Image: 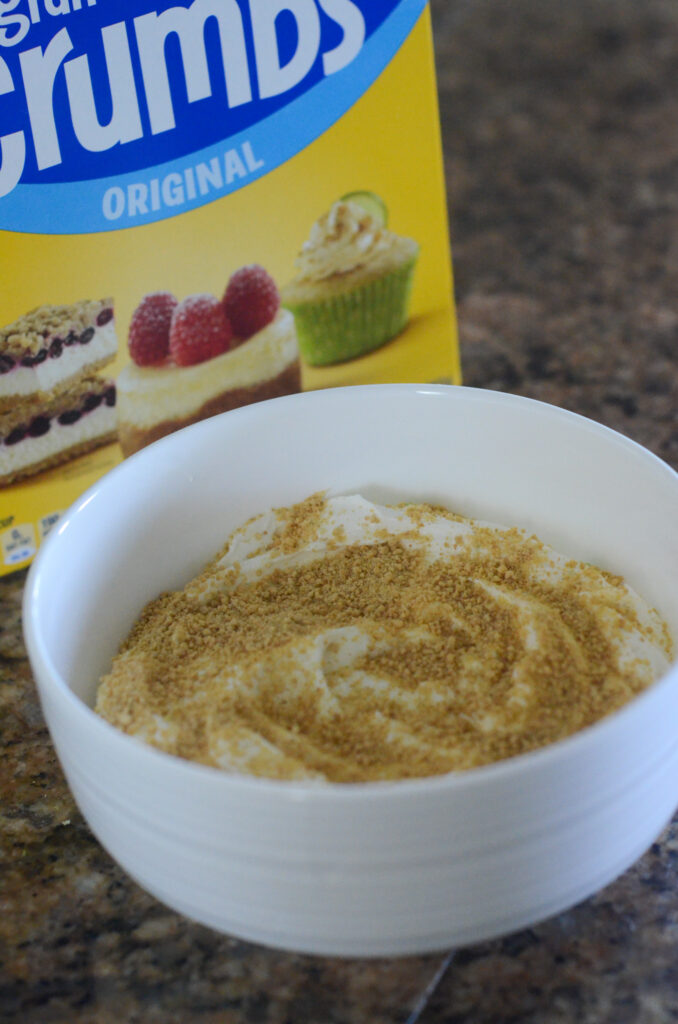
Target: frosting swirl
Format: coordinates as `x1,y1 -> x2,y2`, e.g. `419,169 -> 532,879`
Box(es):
294,201 -> 394,281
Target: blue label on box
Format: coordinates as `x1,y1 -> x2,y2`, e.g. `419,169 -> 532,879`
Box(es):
0,0 -> 426,232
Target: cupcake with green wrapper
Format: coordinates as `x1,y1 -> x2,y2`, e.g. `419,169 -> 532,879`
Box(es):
281,193 -> 419,366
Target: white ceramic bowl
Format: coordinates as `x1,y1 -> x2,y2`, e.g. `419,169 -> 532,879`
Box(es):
24,384 -> 678,956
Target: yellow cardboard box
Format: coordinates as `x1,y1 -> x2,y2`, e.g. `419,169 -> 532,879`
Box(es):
0,0 -> 459,574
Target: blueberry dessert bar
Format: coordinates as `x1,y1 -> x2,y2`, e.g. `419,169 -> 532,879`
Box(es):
0,299 -> 117,409
0,374 -> 117,486
0,299 -> 118,485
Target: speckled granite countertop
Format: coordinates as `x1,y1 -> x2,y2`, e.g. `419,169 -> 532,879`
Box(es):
3,1 -> 678,1021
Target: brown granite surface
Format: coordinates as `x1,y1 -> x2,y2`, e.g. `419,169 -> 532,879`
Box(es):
3,0 -> 678,1020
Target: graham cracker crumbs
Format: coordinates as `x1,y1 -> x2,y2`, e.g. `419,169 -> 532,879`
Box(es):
96,495 -> 674,783
272,492 -> 326,554
0,298 -> 112,356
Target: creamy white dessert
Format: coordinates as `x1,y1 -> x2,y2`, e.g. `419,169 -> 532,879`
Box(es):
116,308 -> 299,455
96,494 -> 674,782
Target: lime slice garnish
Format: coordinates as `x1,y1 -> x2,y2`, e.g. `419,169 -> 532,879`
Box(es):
339,190 -> 388,227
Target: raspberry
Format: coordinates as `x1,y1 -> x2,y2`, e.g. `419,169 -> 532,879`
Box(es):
128,292 -> 177,366
169,294 -> 233,366
223,264 -> 280,340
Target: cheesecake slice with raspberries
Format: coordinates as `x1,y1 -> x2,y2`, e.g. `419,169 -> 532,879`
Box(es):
116,266 -> 300,457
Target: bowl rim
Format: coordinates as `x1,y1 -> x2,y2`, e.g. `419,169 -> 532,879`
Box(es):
23,383 -> 678,801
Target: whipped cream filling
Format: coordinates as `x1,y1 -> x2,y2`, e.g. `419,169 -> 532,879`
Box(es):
294,201 -> 404,281
116,309 -> 297,428
0,322 -> 118,399
97,495 -> 674,783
